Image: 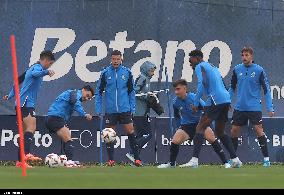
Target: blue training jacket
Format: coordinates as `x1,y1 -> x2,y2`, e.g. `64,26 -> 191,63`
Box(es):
228,63 -> 274,112
173,93 -> 205,128
7,63 -> 49,108
95,64 -> 135,114
194,61 -> 231,107
47,90 -> 87,121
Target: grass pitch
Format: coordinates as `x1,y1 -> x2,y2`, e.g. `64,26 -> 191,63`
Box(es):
0,165 -> 284,189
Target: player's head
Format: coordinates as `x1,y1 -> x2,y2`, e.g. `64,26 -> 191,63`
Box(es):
173,79 -> 187,98
111,50 -> 122,69
189,49 -> 203,70
140,61 -> 156,78
241,47 -> 254,66
81,85 -> 95,102
39,50 -> 55,69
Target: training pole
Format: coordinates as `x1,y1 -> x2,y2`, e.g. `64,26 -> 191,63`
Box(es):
10,35 -> 26,176
99,115 -> 103,166
165,67 -> 174,136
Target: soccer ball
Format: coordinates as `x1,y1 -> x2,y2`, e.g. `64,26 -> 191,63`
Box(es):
101,128 -> 117,143
45,153 -> 60,168
58,155 -> 68,166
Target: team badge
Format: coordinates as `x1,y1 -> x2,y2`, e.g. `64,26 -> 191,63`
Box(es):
108,76 -> 112,80
251,72 -> 256,77
121,75 -> 126,80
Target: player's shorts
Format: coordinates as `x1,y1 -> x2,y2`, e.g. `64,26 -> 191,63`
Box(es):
204,103 -> 230,122
179,123 -> 198,140
232,110 -> 262,126
105,112 -> 133,126
15,106 -> 35,119
133,115 -> 151,137
45,116 -> 68,133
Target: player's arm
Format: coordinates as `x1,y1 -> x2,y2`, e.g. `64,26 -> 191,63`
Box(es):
95,71 -> 106,115
127,70 -> 136,114
173,104 -> 181,129
260,70 -> 274,113
228,69 -> 237,99
193,65 -> 204,107
134,76 -> 147,101
4,71 -> 27,100
31,65 -> 49,77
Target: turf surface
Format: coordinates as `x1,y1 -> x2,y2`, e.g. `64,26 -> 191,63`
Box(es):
0,165 -> 284,189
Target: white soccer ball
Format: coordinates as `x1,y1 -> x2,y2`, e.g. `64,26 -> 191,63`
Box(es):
101,128 -> 117,143
58,155 -> 68,166
45,153 -> 60,168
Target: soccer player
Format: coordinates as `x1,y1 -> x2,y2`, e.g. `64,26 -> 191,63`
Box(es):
95,50 -> 142,167
180,49 -> 242,168
3,50 -> 55,168
229,47 -> 274,167
157,79 -> 231,168
126,61 -> 162,163
45,85 -> 94,167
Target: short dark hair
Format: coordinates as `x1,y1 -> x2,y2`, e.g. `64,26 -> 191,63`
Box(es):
40,50 -> 55,61
189,49 -> 203,58
241,47 -> 254,55
173,79 -> 188,88
82,85 -> 95,96
111,50 -> 122,56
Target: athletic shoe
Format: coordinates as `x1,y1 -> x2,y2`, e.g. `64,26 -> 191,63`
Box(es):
126,153 -> 135,163
107,160 -> 116,166
179,159 -> 198,168
64,160 -> 81,168
224,162 -> 231,168
134,159 -> 143,167
157,162 -> 176,168
263,160 -> 271,167
16,161 -> 32,168
231,158 -> 243,168
25,153 -> 42,162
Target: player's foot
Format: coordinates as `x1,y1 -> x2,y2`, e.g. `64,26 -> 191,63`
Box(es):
263,160 -> 271,167
157,162 -> 175,168
16,161 -> 33,168
64,160 -> 81,168
179,159 -> 198,168
134,159 -> 143,167
224,162 -> 231,168
126,153 -> 135,163
25,153 -> 42,162
231,157 -> 243,168
107,160 -> 116,166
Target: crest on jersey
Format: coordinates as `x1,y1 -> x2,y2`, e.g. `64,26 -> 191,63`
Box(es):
121,75 -> 126,80
239,73 -> 243,76
251,72 -> 256,77
108,76 -> 112,80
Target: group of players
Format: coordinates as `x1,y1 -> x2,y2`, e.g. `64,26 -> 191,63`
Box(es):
2,47 -> 274,168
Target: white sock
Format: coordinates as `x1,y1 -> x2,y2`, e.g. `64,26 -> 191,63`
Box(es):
191,157 -> 198,163
264,157 -> 269,161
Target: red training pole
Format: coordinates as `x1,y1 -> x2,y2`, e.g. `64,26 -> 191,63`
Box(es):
10,35 -> 27,176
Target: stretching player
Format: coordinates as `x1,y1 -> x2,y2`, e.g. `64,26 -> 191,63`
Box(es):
95,50 -> 142,167
229,47 -> 274,167
157,79 -> 231,168
181,49 -> 242,168
3,50 -> 55,168
126,61 -> 157,162
45,85 -> 94,167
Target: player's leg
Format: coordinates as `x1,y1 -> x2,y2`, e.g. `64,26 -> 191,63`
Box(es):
105,114 -> 117,166
158,129 -> 189,168
231,110 -> 247,152
231,125 -> 241,151
249,111 -> 270,167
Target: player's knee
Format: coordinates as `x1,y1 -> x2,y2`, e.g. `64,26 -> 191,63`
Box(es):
255,125 -> 264,137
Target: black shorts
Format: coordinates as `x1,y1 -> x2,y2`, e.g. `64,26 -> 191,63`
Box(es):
232,110 -> 262,126
105,112 -> 133,126
133,115 -> 151,137
204,103 -> 230,122
179,123 -> 198,140
45,116 -> 68,133
15,106 -> 35,119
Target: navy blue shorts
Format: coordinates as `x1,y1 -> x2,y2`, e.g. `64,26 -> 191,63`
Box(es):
15,106 -> 35,119
204,103 -> 230,122
133,115 -> 151,137
232,110 -> 262,126
105,112 -> 133,127
179,123 -> 198,140
45,116 -> 68,133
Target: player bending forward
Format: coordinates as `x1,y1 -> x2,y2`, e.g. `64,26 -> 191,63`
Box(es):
158,79 -> 231,168
229,47 -> 274,167
45,85 -> 94,167
3,50 -> 55,168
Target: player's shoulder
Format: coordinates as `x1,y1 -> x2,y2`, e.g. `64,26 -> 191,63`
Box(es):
233,63 -> 243,71
30,62 -> 43,70
172,96 -> 179,104
121,65 -> 132,72
253,64 -> 265,72
187,92 -> 196,99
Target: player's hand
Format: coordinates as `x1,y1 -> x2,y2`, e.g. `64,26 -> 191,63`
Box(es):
2,95 -> 8,100
191,105 -> 198,113
85,114 -> 93,121
268,111 -> 274,118
48,70 -> 55,77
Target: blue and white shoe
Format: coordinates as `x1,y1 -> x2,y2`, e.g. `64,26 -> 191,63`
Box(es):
224,162 -> 232,168
263,160 -> 271,167
157,162 -> 176,168
179,159 -> 198,168
231,158 -> 243,168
